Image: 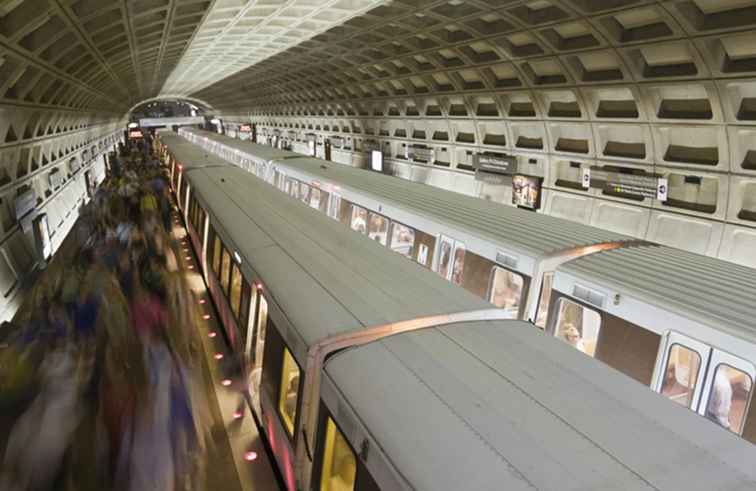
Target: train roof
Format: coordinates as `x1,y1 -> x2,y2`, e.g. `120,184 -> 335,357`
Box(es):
182,127 -> 299,162
159,132 -> 228,170
557,246 -> 756,343
184,163 -> 492,351
325,319 -> 756,490
180,129 -> 635,259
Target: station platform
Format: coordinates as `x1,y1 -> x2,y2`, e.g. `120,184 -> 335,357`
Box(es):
0,149 -> 282,491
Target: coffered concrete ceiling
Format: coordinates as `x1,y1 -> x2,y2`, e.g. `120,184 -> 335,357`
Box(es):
0,0 -> 385,113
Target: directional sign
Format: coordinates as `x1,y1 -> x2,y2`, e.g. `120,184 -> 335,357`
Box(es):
588,167 -> 668,201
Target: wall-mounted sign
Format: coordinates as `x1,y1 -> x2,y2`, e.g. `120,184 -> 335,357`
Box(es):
14,187 -> 37,220
239,125 -> 252,133
48,168 -> 65,189
70,158 -> 82,174
512,174 -> 543,210
587,167 -> 668,201
473,152 -> 518,183
33,213 -> 52,261
473,153 -> 517,174
371,150 -> 384,172
128,129 -> 143,139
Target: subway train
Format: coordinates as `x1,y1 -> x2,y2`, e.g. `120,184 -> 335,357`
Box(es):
173,127 -> 756,444
155,131 -> 756,491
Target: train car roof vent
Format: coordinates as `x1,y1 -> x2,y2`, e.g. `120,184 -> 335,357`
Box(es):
573,284 -> 606,308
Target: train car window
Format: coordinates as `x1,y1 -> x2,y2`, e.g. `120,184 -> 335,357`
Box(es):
300,183 -> 311,204
554,299 -> 601,357
367,213 -> 389,245
221,248 -> 232,296
319,417 -> 357,491
489,267 -> 524,319
535,273 -> 554,329
661,344 -> 701,409
278,348 -> 301,437
212,232 -> 222,276
240,280 -> 252,343
310,188 -> 323,210
230,263 -> 243,318
705,365 -> 753,435
180,176 -> 188,207
198,206 -> 206,233
350,206 -> 368,234
329,194 -> 342,220
450,243 -> 466,285
437,236 -> 454,279
339,200 -> 352,226
390,222 -> 415,258
252,295 -> 269,385
316,189 -> 330,214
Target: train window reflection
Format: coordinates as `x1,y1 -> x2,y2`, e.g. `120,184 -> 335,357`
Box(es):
390,223 -> 415,258
451,244 -> 465,286
661,344 -> 701,408
489,267 -> 524,318
320,417 -> 356,491
437,236 -> 454,279
230,264 -> 242,318
350,206 -> 367,234
706,364 -> 753,435
221,248 -> 231,296
367,213 -> 389,245
310,188 -> 322,210
535,273 -> 553,329
278,348 -> 300,437
212,234 -> 222,275
555,299 -> 601,357
300,183 -> 311,204
329,194 -> 341,220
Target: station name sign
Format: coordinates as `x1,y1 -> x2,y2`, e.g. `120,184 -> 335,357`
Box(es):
473,152 -> 518,183
583,167 -> 668,201
473,153 -> 517,175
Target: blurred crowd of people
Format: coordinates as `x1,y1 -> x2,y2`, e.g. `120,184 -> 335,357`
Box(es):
0,137 -> 212,491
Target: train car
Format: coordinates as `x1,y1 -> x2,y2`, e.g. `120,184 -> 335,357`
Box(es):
170,129 -> 756,445
550,246 -> 756,442
155,132 -> 229,274
181,128 -> 299,175
178,127 -> 641,325
166,152 -> 756,490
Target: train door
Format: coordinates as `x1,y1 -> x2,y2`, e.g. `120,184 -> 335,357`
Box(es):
655,332 -> 711,412
697,351 -> 755,436
245,286 -> 269,415
435,235 -> 465,283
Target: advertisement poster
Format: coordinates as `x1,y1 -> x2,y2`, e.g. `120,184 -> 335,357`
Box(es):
512,174 -> 542,210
